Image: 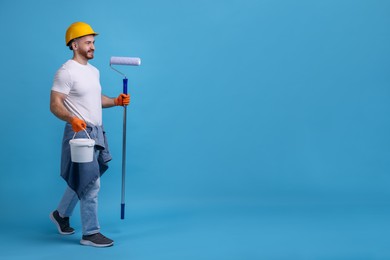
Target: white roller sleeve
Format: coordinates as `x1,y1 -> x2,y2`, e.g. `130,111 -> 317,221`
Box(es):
110,56 -> 141,66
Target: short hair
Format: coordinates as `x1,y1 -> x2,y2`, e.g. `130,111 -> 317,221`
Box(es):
68,38 -> 80,51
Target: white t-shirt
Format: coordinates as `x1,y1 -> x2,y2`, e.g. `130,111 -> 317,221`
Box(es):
52,60 -> 102,126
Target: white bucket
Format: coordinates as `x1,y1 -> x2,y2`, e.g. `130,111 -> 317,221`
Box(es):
69,131 -> 95,163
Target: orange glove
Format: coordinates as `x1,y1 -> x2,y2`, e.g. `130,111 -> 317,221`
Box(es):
70,117 -> 87,132
114,94 -> 130,106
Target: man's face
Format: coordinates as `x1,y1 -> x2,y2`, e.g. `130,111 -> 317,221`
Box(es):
74,35 -> 95,60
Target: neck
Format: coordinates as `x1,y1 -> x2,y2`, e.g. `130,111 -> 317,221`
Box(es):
72,54 -> 88,65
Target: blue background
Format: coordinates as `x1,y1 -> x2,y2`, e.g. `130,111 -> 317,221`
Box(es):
0,0 -> 390,259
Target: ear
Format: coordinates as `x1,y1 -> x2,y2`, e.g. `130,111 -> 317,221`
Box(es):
72,41 -> 78,50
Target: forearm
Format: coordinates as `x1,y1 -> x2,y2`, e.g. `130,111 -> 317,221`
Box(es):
50,91 -> 74,123
51,104 -> 74,123
102,94 -> 116,108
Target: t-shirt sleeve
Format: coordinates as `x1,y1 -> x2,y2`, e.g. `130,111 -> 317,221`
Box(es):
51,67 -> 72,94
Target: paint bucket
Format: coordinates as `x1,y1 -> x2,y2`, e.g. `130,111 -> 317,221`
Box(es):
69,130 -> 95,163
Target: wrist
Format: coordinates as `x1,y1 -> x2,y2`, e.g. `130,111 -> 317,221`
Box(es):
68,116 -> 76,124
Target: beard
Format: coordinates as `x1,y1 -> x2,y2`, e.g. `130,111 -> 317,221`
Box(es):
79,49 -> 94,60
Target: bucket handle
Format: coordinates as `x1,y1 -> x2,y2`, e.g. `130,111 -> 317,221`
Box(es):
72,129 -> 92,140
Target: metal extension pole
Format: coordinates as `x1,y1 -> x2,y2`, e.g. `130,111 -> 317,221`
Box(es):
121,78 -> 128,219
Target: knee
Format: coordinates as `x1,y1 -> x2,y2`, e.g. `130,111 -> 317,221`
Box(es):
92,178 -> 101,191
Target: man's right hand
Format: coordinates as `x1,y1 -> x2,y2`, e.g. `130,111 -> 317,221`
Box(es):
70,117 -> 87,132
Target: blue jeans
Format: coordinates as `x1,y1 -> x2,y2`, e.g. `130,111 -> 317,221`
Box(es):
57,177 -> 101,236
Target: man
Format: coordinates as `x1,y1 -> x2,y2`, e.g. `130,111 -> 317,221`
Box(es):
49,22 -> 129,247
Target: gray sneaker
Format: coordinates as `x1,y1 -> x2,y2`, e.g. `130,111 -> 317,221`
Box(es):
49,210 -> 75,235
80,233 -> 114,247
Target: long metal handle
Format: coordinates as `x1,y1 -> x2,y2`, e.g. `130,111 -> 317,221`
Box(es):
121,78 -> 128,220
121,106 -> 127,219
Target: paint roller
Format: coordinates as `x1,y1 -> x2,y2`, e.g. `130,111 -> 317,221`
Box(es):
110,56 -> 141,219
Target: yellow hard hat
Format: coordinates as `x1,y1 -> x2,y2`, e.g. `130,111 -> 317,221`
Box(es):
65,22 -> 98,46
